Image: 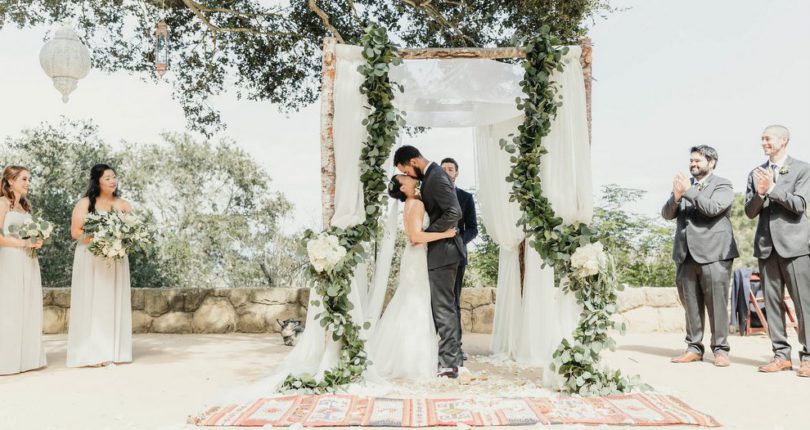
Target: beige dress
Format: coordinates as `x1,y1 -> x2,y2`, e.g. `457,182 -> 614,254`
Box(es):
0,211 -> 46,375
66,212 -> 132,367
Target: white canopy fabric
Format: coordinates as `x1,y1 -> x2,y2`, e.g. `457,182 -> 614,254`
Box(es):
280,44 -> 592,389
388,58 -> 524,127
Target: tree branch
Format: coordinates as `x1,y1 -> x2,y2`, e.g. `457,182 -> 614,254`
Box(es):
307,0 -> 345,43
399,0 -> 476,46
181,0 -> 295,37
345,0 -> 363,29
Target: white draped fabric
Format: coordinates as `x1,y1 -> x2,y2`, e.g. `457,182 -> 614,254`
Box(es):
516,47 -> 590,387
389,59 -> 523,127
258,44 -> 592,393
331,44 -> 369,230
249,45 -> 374,391
473,117 -> 526,359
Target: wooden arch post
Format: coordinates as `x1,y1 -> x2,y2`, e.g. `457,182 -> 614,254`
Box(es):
318,38 -> 593,229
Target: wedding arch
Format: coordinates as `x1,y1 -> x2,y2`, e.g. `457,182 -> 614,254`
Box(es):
286,26 -> 630,396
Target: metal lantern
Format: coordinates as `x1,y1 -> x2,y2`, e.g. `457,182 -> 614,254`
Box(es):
39,24 -> 91,103
154,20 -> 170,77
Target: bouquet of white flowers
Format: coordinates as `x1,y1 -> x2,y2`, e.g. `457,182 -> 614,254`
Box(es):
82,210 -> 153,260
570,241 -> 608,278
306,233 -> 347,273
8,215 -> 54,258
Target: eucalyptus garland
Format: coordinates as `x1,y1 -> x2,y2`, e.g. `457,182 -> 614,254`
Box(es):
282,25 -> 404,393
500,25 -> 633,395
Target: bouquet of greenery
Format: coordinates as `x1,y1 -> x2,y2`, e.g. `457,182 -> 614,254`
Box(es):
8,215 -> 54,258
83,210 -> 153,260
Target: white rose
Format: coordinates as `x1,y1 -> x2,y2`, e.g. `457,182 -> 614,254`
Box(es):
570,242 -> 607,278
307,234 -> 346,273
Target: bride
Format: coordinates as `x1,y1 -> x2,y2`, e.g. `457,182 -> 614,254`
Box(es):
365,174 -> 457,380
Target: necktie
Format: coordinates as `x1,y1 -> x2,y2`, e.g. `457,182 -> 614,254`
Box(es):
771,164 -> 778,183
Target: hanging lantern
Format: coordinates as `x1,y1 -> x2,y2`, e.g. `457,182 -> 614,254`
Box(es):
39,23 -> 91,103
154,20 -> 170,77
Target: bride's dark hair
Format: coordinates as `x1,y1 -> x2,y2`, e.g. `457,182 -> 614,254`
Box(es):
85,163 -> 121,213
387,175 -> 407,202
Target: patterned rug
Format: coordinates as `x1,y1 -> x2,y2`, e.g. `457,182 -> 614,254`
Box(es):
191,393 -> 720,427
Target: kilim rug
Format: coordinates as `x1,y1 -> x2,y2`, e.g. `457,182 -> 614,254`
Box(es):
191,393 -> 720,427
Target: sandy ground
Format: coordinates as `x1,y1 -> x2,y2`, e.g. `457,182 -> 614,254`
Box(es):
0,331 -> 808,430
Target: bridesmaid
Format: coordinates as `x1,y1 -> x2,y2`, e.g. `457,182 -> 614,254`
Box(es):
0,165 -> 46,375
66,164 -> 133,368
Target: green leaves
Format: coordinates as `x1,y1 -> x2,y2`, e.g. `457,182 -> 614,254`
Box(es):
283,25 -> 402,394
505,33 -> 633,396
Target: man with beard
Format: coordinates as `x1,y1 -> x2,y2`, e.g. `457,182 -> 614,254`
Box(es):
662,145 -> 738,367
393,145 -> 465,378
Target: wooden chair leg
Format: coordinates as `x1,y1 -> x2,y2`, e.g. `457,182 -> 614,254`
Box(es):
749,290 -> 769,335
785,297 -> 799,334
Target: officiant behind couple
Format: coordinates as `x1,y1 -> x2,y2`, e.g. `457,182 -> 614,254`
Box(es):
365,145 -> 469,380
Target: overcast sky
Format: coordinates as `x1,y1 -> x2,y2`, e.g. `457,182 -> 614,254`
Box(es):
1,0 -> 808,233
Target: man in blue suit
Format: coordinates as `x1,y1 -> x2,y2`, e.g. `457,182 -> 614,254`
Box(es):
441,158 -> 478,361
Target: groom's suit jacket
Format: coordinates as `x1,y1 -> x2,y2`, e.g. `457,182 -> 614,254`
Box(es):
662,173 -> 739,264
422,162 -> 465,269
745,157 -> 810,259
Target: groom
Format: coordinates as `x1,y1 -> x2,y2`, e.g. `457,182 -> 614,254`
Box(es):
394,145 -> 466,378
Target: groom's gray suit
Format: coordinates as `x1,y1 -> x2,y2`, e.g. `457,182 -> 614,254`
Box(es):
745,157 -> 810,363
662,173 -> 738,356
421,162 -> 465,369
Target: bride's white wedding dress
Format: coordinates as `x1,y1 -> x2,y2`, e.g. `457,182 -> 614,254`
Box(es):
366,237 -> 438,381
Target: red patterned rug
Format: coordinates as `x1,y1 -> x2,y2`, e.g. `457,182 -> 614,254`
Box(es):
191,393 -> 720,427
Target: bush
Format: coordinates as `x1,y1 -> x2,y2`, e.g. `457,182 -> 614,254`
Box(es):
1,119 -> 302,288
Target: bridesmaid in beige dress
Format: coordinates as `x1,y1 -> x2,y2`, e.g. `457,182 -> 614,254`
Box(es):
0,165 -> 46,375
66,164 -> 133,368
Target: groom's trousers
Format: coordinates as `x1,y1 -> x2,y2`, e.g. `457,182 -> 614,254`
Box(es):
429,262 -> 463,369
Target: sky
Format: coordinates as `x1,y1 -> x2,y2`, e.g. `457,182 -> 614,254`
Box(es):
1,0 -> 808,233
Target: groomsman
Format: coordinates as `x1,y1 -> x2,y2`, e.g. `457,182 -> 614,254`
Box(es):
745,125 -> 810,377
662,145 -> 738,367
441,158 -> 478,361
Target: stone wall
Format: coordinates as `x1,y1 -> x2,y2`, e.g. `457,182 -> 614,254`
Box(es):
41,286 -> 678,335
615,287 -> 685,333
41,287 -> 497,335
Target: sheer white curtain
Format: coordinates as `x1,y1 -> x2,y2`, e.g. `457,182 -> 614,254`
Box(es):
264,44 -> 377,386
473,117 -> 525,359
517,46 -> 591,388
389,58 -> 523,127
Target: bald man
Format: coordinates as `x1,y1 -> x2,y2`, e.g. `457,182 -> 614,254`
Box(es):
745,125 -> 810,377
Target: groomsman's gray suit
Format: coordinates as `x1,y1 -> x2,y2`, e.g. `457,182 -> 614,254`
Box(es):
421,162 -> 465,369
662,174 -> 739,356
745,157 -> 810,363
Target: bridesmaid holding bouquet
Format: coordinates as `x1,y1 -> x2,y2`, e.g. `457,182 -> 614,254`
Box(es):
66,164 -> 133,368
0,165 -> 47,375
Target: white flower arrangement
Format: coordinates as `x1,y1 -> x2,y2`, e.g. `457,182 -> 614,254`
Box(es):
83,210 -> 153,260
306,233 -> 346,273
8,215 -> 54,258
570,241 -> 608,278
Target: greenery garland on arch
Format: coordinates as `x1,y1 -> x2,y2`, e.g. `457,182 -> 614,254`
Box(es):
283,25 -> 404,393
500,25 -> 633,395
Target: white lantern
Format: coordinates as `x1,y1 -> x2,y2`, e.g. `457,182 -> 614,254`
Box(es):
39,24 -> 91,103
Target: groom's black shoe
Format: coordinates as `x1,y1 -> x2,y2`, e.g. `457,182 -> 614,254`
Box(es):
438,367 -> 459,379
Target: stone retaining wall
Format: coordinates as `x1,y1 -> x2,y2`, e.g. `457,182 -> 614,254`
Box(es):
615,287 -> 685,333
42,286 -> 679,335
42,287 -> 498,335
